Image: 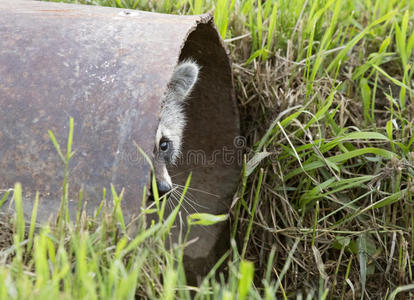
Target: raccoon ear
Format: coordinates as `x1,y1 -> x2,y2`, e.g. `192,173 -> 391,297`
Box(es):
168,60 -> 199,101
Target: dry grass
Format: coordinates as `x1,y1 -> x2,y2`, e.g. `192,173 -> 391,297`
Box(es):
229,2 -> 414,298
1,0 -> 413,299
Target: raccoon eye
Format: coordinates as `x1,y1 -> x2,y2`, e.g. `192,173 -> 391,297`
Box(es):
159,138 -> 169,152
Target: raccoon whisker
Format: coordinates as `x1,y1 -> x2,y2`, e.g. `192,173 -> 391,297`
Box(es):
167,201 -> 174,211
169,188 -> 179,198
173,184 -> 220,197
171,187 -> 203,214
167,197 -> 176,211
181,195 -> 200,214
168,192 -> 179,209
172,191 -> 200,215
170,186 -> 183,198
167,186 -> 202,212
168,192 -> 215,236
180,190 -> 209,210
170,186 -> 207,210
167,197 -> 175,211
172,194 -> 192,216
169,170 -> 191,178
185,201 -> 200,214
169,189 -> 183,208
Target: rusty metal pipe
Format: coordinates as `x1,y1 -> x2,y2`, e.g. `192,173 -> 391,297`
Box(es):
0,0 -> 240,277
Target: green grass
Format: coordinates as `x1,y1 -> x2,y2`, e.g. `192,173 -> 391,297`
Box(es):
1,0 -> 414,298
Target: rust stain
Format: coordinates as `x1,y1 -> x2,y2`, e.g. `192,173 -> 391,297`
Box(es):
0,1 -> 240,275
0,0 -> 216,222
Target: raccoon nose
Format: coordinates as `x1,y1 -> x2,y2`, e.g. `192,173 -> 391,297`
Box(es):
157,181 -> 172,196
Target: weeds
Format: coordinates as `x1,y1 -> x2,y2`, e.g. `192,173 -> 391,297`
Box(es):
3,0 -> 414,298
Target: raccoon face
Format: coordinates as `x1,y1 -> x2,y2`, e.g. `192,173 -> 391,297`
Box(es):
153,60 -> 199,196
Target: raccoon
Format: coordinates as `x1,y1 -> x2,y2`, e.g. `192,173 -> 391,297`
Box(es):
153,60 -> 199,196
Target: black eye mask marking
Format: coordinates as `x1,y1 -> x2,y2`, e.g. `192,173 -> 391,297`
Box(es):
159,137 -> 175,164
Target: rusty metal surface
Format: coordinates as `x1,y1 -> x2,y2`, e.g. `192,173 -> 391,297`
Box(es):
0,0 -> 240,276
0,1 -> 207,219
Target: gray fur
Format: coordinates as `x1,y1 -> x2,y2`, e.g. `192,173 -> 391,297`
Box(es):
153,60 -> 199,194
